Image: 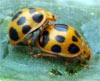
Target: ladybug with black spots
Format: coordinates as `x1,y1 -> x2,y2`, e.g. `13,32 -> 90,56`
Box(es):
34,24 -> 91,67
8,8 -> 56,54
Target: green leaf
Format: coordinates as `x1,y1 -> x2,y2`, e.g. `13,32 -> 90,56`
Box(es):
0,0 -> 100,81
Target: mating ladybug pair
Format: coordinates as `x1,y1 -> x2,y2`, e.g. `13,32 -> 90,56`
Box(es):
8,8 -> 91,67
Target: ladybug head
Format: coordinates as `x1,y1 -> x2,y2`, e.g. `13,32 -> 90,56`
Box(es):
44,10 -> 56,21
85,46 -> 91,60
82,41 -> 91,60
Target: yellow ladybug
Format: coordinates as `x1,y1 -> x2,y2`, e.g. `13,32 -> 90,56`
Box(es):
34,24 -> 91,67
8,8 -> 56,53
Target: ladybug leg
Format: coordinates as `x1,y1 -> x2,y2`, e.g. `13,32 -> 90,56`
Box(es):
80,59 -> 88,68
28,33 -> 34,55
66,61 -> 71,66
42,21 -> 50,29
42,21 -> 48,28
34,53 -> 58,58
42,23 -> 46,28
80,55 -> 88,68
65,59 -> 74,66
23,39 -> 27,43
80,63 -> 88,68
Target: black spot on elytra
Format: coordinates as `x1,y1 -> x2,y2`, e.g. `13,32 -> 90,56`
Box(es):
55,35 -> 65,43
54,24 -> 68,32
17,17 -> 26,25
75,30 -> 81,38
12,11 -> 22,21
9,27 -> 19,41
32,14 -> 43,23
68,43 -> 80,54
38,31 -> 49,47
72,36 -> 78,42
22,25 -> 31,34
29,10 -> 35,14
51,45 -> 61,53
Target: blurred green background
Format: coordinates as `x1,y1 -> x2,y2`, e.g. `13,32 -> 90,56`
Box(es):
0,0 -> 100,81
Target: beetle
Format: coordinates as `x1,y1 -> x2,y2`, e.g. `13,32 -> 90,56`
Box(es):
34,24 -> 91,67
8,8 -> 56,54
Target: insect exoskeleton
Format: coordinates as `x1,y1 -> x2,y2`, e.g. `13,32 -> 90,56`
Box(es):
34,24 -> 91,67
8,8 -> 56,54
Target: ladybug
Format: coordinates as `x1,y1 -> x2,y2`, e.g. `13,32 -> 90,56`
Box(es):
8,8 -> 56,54
34,24 -> 91,67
